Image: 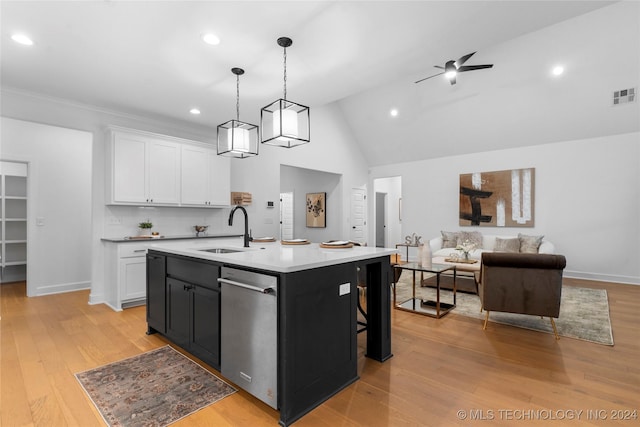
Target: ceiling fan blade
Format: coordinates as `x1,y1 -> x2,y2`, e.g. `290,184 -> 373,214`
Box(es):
434,65 -> 445,70
455,52 -> 476,67
457,64 -> 493,73
415,72 -> 445,84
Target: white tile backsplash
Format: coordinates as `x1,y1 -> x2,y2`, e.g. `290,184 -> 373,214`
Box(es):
103,205 -> 238,238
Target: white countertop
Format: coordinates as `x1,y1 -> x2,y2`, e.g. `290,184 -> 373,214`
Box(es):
101,234 -> 243,243
148,237 -> 398,273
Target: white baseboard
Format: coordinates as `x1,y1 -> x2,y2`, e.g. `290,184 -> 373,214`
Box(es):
32,280 -> 90,296
564,270 -> 640,286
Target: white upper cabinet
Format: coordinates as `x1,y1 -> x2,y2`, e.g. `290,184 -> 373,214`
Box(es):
106,127 -> 229,207
111,132 -> 147,203
147,139 -> 181,204
207,149 -> 231,206
181,145 -> 230,206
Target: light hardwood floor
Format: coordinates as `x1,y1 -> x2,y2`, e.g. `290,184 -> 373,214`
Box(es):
1,277 -> 638,426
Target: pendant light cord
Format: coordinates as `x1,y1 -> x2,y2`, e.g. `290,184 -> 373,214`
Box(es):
236,73 -> 240,121
283,46 -> 287,100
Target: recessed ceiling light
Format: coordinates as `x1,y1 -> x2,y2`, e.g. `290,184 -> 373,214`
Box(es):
189,108 -> 201,115
390,109 -> 399,117
552,65 -> 564,76
11,34 -> 34,46
202,33 -> 220,46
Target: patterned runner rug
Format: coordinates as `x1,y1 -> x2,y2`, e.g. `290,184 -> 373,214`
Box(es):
75,346 -> 236,426
394,273 -> 614,345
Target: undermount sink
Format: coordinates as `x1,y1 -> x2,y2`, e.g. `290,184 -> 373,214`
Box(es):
199,248 -> 243,254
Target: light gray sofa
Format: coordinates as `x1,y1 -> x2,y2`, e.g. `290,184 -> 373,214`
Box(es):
428,231 -> 555,260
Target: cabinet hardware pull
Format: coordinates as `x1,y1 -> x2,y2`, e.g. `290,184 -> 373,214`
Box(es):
218,278 -> 274,294
134,249 -> 146,253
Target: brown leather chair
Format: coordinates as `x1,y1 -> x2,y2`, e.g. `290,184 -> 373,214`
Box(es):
479,252 -> 567,339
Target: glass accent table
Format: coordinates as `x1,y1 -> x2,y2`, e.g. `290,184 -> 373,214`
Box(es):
393,262 -> 457,318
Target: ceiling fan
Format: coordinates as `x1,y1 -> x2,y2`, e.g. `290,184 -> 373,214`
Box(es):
415,52 -> 493,85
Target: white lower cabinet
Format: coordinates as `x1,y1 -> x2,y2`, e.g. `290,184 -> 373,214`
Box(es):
119,247 -> 148,306
105,243 -> 149,310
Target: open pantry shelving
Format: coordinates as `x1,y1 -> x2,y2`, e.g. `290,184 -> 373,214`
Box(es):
1,161 -> 28,283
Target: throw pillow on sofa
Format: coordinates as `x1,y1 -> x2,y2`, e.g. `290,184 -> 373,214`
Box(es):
458,231 -> 483,248
494,237 -> 520,253
518,233 -> 544,253
441,231 -> 460,248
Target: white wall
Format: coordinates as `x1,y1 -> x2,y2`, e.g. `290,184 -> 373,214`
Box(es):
369,132 -> 640,284
1,117 -> 93,295
280,165 -> 342,242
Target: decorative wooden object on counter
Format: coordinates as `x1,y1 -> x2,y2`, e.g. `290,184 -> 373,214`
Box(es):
281,239 -> 310,245
320,241 -> 354,249
231,192 -> 252,205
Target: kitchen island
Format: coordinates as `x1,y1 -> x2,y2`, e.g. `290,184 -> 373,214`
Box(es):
146,238 -> 396,426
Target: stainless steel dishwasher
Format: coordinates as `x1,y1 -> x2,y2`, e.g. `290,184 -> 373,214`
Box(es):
218,266 -> 278,409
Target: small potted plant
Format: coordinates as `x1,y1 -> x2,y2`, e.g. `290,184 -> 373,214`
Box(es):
138,220 -> 153,236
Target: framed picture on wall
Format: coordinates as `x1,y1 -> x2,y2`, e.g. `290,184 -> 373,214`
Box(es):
459,168 -> 535,227
306,192 -> 326,228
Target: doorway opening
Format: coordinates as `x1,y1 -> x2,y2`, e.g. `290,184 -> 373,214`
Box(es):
1,161 -> 28,285
373,176 -> 402,249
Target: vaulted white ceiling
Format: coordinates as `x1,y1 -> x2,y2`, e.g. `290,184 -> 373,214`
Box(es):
2,1 -> 638,166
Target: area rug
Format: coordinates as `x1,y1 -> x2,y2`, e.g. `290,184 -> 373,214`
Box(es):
394,274 -> 614,345
75,346 -> 236,427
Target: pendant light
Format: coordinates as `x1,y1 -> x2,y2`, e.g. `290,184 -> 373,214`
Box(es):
261,37 -> 310,148
217,68 -> 259,158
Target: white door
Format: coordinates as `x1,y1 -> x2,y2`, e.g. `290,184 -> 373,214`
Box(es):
349,187 -> 367,244
280,192 -> 294,240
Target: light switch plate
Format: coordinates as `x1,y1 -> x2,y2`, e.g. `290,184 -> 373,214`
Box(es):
339,282 -> 350,296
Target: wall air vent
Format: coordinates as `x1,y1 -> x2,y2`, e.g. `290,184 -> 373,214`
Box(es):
612,87 -> 636,105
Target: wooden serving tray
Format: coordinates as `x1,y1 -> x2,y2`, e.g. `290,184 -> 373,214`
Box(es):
252,238 -> 276,243
281,239 -> 310,245
320,242 -> 354,249
444,258 -> 478,264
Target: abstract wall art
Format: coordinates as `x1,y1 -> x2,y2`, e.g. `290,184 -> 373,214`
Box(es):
459,168 -> 535,227
306,192 -> 326,228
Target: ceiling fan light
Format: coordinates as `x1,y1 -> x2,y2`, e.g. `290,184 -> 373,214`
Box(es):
445,70 -> 457,80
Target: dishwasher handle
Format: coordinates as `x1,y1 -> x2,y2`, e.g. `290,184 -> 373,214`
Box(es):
218,277 -> 275,294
